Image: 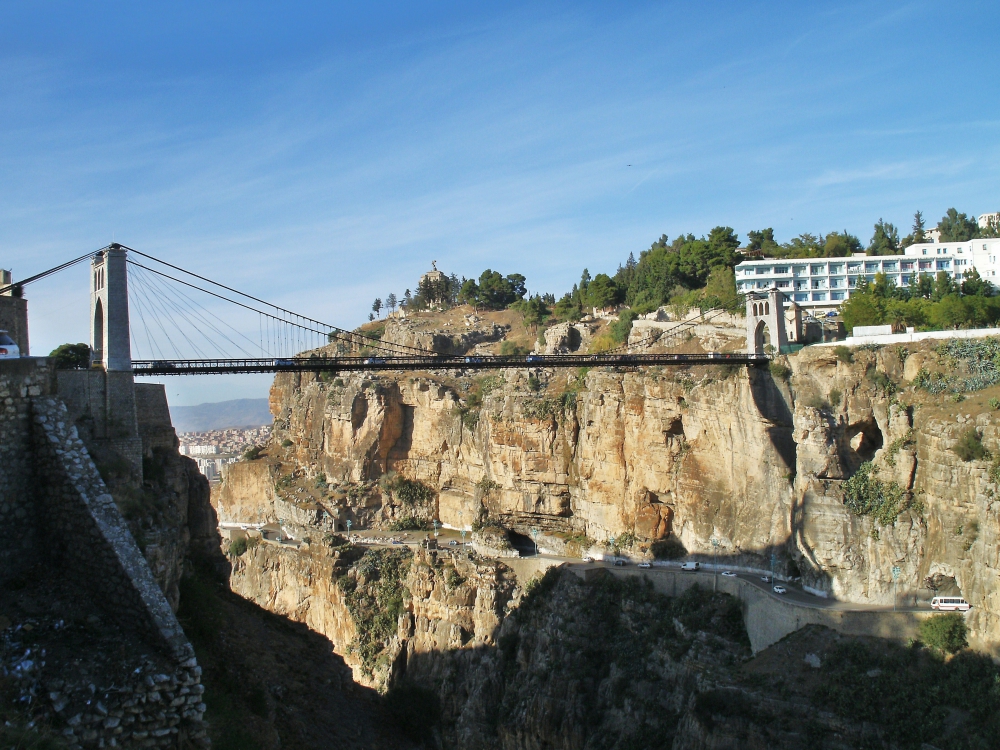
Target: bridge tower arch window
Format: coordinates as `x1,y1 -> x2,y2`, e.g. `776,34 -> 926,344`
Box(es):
745,287 -> 787,355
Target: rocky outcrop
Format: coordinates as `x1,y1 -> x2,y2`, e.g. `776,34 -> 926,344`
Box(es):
381,316 -> 509,354
216,338 -> 1000,653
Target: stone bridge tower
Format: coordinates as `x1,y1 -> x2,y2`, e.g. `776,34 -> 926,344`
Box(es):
745,287 -> 788,355
91,244 -> 132,371
83,244 -> 141,477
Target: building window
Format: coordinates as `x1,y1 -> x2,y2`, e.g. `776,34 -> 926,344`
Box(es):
922,249 -> 927,255
919,261 -> 932,270
936,260 -> 950,270
901,275 -> 910,286
793,265 -> 807,275
901,262 -> 914,270
774,266 -> 789,274
847,263 -> 861,273
829,264 -> 844,274
883,261 -> 898,271
813,292 -> 827,301
810,264 -> 825,274
777,280 -> 790,288
865,262 -> 879,272
832,292 -> 845,300
794,293 -> 808,302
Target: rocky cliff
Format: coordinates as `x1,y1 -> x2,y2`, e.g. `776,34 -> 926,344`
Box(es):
217,336 -> 1000,652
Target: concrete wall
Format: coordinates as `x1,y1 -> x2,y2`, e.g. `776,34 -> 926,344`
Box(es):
574,566 -> 932,654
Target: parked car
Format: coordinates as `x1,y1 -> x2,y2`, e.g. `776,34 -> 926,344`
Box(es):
772,585 -> 787,594
638,562 -> 651,569
931,597 -> 971,611
0,331 -> 19,359
680,562 -> 700,571
613,559 -> 626,566
721,571 -> 737,577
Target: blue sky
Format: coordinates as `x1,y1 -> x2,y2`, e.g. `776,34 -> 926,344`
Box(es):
2,1 -> 999,406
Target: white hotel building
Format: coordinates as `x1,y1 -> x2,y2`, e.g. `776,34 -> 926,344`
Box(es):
735,239 -> 1000,312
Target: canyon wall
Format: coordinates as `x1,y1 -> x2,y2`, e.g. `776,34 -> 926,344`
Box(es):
216,340 -> 1000,652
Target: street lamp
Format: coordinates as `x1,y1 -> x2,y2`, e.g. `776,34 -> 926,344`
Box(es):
892,566 -> 901,611
770,551 -> 777,585
346,519 -> 352,539
609,536 -> 616,564
433,519 -> 440,538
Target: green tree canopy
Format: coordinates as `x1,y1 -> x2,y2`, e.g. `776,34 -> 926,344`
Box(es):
901,211 -> 926,248
868,218 -> 899,256
49,343 -> 91,369
584,273 -> 622,310
937,208 -> 979,242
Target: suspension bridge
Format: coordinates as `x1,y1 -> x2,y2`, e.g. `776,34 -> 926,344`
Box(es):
5,244 -> 773,374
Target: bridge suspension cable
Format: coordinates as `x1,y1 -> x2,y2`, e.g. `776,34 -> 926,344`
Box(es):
121,247 -> 439,361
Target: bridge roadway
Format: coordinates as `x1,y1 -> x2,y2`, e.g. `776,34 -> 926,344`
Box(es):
131,351 -> 769,376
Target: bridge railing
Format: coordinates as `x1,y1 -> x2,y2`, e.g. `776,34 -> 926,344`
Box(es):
131,352 -> 771,375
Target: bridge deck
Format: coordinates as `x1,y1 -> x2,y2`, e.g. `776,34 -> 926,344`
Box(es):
131,352 -> 768,375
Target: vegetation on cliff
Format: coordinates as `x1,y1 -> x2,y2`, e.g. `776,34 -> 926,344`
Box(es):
338,548 -> 412,678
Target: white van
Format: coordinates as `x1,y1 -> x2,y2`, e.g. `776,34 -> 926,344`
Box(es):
931,597 -> 970,611
0,331 -> 19,359
680,562 -> 700,571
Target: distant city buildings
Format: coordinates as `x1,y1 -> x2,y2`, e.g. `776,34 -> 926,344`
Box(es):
735,239 -> 1000,311
178,425 -> 271,481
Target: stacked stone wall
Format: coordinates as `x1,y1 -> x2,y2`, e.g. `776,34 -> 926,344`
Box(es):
0,358 -> 52,582
0,293 -> 30,352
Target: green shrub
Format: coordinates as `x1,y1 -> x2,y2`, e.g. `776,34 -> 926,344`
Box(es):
769,361 -> 791,380
828,388 -> 842,408
918,613 -> 968,654
281,438 -> 293,448
386,516 -> 431,531
527,374 -> 541,392
842,462 -> 908,527
867,369 -> 897,395
610,308 -> 639,343
989,397 -> 1000,410
884,429 -> 915,467
48,342 -> 91,369
953,429 -> 988,461
834,345 -> 853,364
384,475 -> 435,505
500,340 -> 527,356
650,536 -> 687,560
242,445 -> 264,461
228,537 -> 248,557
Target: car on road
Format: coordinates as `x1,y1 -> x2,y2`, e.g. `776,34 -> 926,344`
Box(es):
760,576 -> 771,583
772,585 -> 787,594
392,540 -> 405,545
721,571 -> 737,577
0,331 -> 19,359
525,355 -> 540,364
582,556 -> 594,563
464,356 -> 483,364
638,562 -> 651,569
680,562 -> 701,571
364,357 -> 386,365
613,559 -> 626,566
448,540 -> 458,546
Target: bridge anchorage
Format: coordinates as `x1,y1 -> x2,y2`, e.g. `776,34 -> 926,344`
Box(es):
12,244 -> 773,376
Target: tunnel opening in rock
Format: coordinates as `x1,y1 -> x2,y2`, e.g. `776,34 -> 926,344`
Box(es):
508,530 -> 536,556
664,417 -> 685,438
845,418 -> 884,471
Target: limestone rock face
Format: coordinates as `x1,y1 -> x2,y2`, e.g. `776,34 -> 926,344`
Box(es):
217,343 -> 1000,652
380,317 -> 508,355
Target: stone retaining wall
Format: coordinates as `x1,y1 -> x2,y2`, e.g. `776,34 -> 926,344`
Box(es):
31,396 -> 209,746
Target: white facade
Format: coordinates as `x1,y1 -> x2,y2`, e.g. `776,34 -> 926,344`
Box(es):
194,454 -> 237,481
734,239 -> 1000,310
979,212 -> 1000,230
179,444 -> 220,456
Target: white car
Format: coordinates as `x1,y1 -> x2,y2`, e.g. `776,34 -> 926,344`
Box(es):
772,585 -> 787,594
0,331 -> 19,359
680,562 -> 700,571
721,571 -> 737,578
638,562 -> 651,569
582,556 -> 594,563
760,576 -> 771,583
